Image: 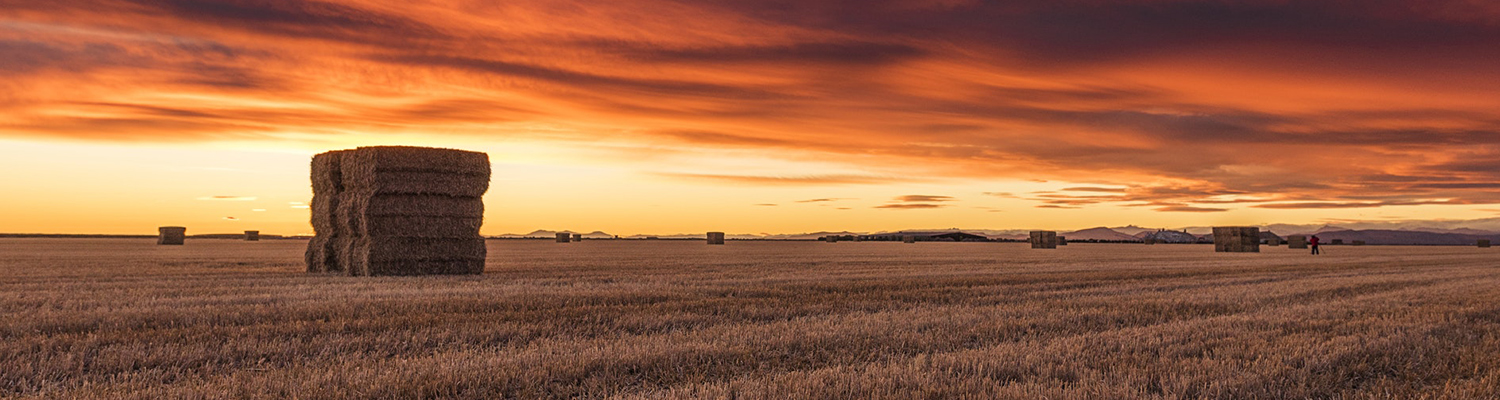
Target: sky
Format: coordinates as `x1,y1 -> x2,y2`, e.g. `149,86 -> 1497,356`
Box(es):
3,0 -> 1500,236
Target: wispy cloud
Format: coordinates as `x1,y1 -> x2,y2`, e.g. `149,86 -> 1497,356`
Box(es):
796,198 -> 853,203
892,195 -> 954,203
1155,205 -> 1229,213
874,194 -> 954,210
1061,187 -> 1129,193
1254,202 -> 1384,209
875,203 -> 944,209
655,173 -> 898,186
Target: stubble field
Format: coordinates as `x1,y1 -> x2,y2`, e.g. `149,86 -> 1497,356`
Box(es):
1,238 -> 1498,399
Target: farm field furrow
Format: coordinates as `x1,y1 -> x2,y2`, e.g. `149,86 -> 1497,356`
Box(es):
1,239 -> 1497,399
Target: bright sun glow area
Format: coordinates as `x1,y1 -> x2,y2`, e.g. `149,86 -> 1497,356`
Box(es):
3,136 -> 1495,236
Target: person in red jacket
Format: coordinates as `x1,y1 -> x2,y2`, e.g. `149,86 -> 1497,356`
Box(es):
1309,235 -> 1321,255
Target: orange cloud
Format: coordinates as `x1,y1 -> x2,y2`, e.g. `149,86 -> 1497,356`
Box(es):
3,0 -> 1499,216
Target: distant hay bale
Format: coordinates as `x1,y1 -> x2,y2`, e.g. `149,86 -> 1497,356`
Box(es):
825,236 -> 838,243
244,230 -> 259,241
1212,227 -> 1259,253
1331,239 -> 1344,245
305,146 -> 490,276
1481,239 -> 1492,248
571,233 -> 582,242
707,231 -> 725,245
1144,238 -> 1156,245
556,232 -> 571,243
157,226 -> 186,245
1029,231 -> 1057,249
903,235 -> 916,243
1352,240 -> 1366,246
1057,236 -> 1068,246
1287,235 -> 1308,249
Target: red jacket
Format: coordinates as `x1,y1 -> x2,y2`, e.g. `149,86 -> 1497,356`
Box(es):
1309,237 -> 1320,245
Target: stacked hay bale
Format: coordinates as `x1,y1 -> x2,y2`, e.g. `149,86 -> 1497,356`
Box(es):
1287,235 -> 1308,249
1057,236 -> 1068,246
571,233 -> 582,242
1481,239 -> 1492,248
306,146 -> 490,276
1331,239 -> 1344,245
556,233 -> 570,243
158,226 -> 186,245
1029,231 -> 1057,249
707,231 -> 725,245
902,235 -> 916,244
825,236 -> 838,243
1212,227 -> 1260,252
306,150 -> 349,272
1352,240 -> 1366,246
244,230 -> 260,241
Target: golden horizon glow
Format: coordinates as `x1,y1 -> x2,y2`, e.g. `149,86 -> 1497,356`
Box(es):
3,1 -> 1500,235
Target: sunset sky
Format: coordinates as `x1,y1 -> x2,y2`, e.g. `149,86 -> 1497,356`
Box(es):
3,0 -> 1500,235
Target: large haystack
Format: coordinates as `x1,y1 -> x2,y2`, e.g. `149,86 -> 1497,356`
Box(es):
1481,239 -> 1492,248
158,226 -> 186,245
305,146 -> 490,276
1287,235 -> 1308,249
1212,227 -> 1260,253
707,231 -> 725,245
1030,231 -> 1057,249
556,232 -> 570,243
244,230 -> 260,241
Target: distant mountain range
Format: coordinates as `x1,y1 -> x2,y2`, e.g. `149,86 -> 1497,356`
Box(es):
494,230 -> 619,239
1306,229 -> 1495,246
492,225 -> 1499,245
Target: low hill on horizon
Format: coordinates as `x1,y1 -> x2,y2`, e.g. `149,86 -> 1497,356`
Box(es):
1310,229 -> 1495,246
1063,227 -> 1143,242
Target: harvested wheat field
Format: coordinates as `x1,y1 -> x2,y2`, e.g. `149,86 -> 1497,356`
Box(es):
2,238 -> 1498,399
